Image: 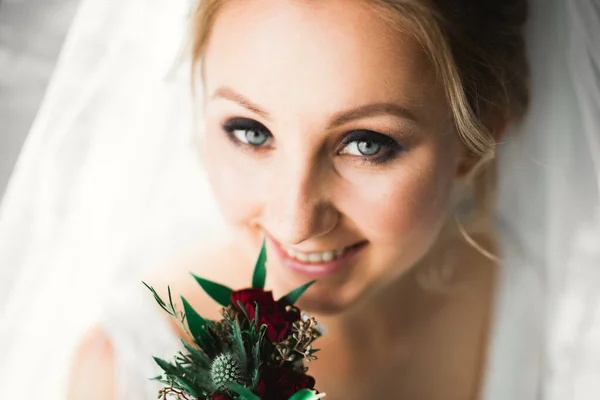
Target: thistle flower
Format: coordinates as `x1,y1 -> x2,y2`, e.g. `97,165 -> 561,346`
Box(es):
210,353 -> 247,392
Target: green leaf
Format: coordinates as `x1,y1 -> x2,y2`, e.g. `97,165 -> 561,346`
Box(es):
143,282 -> 174,316
252,237 -> 267,289
181,296 -> 219,357
174,374 -> 204,399
181,296 -> 208,337
251,325 -> 267,388
191,273 -> 233,307
251,365 -> 261,390
280,280 -> 316,305
236,300 -> 252,321
178,362 -> 215,393
231,319 -> 248,368
287,389 -> 327,400
180,339 -> 211,369
153,357 -> 178,375
253,302 -> 260,327
227,383 -> 261,400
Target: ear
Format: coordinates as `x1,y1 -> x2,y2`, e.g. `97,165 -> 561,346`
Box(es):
455,149 -> 480,180
455,113 -> 509,180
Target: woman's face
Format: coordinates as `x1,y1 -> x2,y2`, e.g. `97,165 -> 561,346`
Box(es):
202,0 -> 466,314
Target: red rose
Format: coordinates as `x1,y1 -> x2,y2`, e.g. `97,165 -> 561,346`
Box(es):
209,394 -> 233,400
231,289 -> 300,342
256,365 -> 316,400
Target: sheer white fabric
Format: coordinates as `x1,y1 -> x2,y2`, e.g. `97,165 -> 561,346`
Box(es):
489,0 -> 600,399
0,0 -> 598,399
99,282 -> 181,400
544,1 -> 600,398
0,0 -> 228,398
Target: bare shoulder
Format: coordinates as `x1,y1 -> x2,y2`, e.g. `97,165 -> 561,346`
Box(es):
67,327 -> 117,400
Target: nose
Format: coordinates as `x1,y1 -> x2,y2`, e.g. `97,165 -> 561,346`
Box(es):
264,157 -> 340,246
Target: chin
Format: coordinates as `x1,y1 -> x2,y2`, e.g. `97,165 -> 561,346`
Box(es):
295,295 -> 350,316
278,277 -> 360,316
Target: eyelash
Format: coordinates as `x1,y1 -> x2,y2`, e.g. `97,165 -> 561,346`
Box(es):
338,130 -> 403,164
221,117 -> 403,165
222,118 -> 274,149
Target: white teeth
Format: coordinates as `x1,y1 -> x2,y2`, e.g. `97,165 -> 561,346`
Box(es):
308,253 -> 322,263
295,252 -> 309,262
322,251 -> 334,262
283,246 -> 349,264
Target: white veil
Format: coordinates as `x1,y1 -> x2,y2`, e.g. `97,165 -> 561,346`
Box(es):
0,0 -> 598,399
484,1 -> 600,399
0,0 -> 228,397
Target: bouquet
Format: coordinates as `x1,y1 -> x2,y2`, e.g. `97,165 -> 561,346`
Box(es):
144,239 -> 326,400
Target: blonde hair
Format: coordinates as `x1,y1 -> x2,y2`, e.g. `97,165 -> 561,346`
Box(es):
188,0 -> 529,263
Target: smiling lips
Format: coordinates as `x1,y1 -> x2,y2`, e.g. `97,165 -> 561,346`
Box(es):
267,235 -> 368,278
281,244 -> 351,264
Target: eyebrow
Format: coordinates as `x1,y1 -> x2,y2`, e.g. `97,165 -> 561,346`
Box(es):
212,86 -> 419,127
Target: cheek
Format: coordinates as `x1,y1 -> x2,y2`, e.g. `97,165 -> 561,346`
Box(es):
341,146 -> 457,260
203,126 -> 265,227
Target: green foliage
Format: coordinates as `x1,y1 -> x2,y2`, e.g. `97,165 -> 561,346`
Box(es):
152,356 -> 209,398
145,243 -> 324,400
288,390 -> 327,400
231,319 -> 248,368
181,296 -> 218,358
153,356 -> 179,375
251,325 -> 267,389
142,283 -> 189,337
192,273 -> 234,307
252,237 -> 268,289
180,296 -> 207,334
228,383 -> 262,400
180,338 -> 211,370
281,280 -> 316,305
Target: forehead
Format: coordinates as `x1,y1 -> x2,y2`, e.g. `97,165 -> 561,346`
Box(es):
203,0 -> 442,119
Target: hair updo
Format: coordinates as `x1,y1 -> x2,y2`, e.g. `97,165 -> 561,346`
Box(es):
189,0 -> 529,228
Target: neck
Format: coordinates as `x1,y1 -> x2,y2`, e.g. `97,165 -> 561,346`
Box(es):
312,216 -> 498,350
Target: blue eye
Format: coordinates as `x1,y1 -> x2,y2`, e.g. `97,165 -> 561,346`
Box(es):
223,118 -> 272,147
339,130 -> 402,164
233,128 -> 269,146
341,140 -> 383,156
